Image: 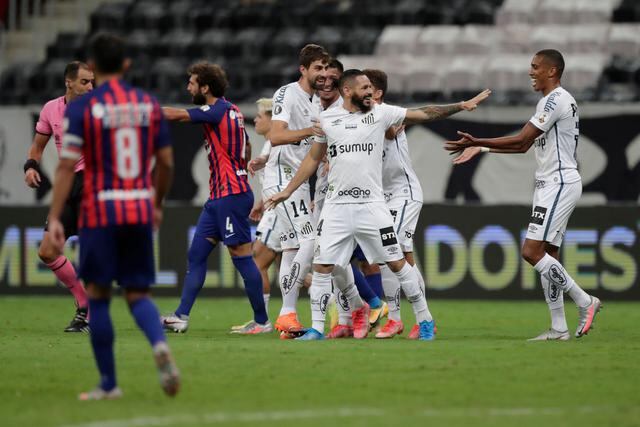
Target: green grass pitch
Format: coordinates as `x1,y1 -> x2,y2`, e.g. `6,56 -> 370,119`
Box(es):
1,296 -> 639,427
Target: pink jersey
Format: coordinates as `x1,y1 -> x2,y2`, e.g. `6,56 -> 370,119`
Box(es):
35,95 -> 85,172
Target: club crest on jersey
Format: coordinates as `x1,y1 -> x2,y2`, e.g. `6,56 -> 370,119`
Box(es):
200,105 -> 211,112
538,113 -> 548,124
274,104 -> 283,115
361,113 -> 374,124
91,103 -> 105,119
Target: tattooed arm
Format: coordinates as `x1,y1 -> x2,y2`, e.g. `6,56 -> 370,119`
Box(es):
403,89 -> 491,124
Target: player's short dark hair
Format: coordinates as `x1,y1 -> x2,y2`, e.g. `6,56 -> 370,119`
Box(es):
187,62 -> 228,98
536,49 -> 565,78
328,59 -> 344,74
338,69 -> 366,92
299,44 -> 330,68
362,69 -> 388,98
88,33 -> 126,74
64,61 -> 89,81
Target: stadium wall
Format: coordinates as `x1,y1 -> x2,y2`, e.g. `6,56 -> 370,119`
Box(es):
0,204 -> 638,300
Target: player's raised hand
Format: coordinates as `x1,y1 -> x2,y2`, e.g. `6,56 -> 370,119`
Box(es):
25,169 -> 41,188
461,89 -> 491,111
444,130 -> 478,152
264,190 -> 291,211
453,146 -> 483,165
48,218 -> 66,252
248,157 -> 266,176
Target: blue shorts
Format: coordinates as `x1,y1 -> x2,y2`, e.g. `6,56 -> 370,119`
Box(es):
195,192 -> 253,246
352,245 -> 367,262
78,224 -> 155,288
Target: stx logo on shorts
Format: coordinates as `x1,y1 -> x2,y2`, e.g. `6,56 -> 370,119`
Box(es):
379,226 -> 398,246
548,264 -> 567,288
337,187 -> 371,199
530,206 -> 547,225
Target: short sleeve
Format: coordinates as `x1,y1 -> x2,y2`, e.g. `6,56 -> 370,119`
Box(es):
271,86 -> 291,124
35,104 -> 52,135
529,95 -> 564,133
380,104 -> 407,129
259,140 -> 272,157
155,102 -> 172,150
187,102 -> 226,125
60,100 -> 85,160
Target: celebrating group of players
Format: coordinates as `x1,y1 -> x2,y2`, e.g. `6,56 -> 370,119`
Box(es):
25,33 -> 601,399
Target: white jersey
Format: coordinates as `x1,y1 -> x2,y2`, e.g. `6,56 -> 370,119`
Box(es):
382,126 -> 423,203
317,102 -> 407,204
263,82 -> 318,189
257,140 -> 271,190
312,95 -> 343,203
529,86 -> 581,185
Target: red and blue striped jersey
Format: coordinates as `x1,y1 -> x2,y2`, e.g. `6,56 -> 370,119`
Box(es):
61,79 -> 171,228
187,99 -> 250,200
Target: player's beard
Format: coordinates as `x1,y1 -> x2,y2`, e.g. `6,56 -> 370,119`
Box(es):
192,93 -> 207,105
352,93 -> 372,113
310,76 -> 325,91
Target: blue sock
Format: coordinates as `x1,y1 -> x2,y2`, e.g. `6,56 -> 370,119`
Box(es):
130,297 -> 166,346
88,298 -> 116,391
365,272 -> 384,299
233,255 -> 268,324
351,264 -> 382,308
175,235 -> 214,317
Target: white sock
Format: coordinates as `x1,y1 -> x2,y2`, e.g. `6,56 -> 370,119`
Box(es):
413,264 -> 426,294
310,271 -> 332,333
540,273 -> 568,332
380,264 -> 401,322
334,288 -> 352,326
263,293 -> 270,314
394,262 -> 432,323
279,250 -> 299,316
289,239 -> 315,288
332,264 -> 364,310
534,253 -> 591,308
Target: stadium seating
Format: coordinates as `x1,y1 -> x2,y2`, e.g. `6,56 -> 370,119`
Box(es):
1,0 -> 639,105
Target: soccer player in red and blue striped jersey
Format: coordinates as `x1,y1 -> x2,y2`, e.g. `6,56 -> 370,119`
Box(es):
161,62 -> 269,334
48,33 -> 179,400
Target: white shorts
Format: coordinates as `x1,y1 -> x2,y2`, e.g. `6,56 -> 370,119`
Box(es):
314,202 -> 404,267
387,199 -> 421,252
255,207 -> 283,252
526,181 -> 582,246
264,185 -> 315,250
312,197 -> 325,227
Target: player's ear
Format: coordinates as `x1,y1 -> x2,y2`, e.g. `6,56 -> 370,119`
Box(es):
299,64 -> 306,76
201,84 -> 209,95
374,88 -> 383,99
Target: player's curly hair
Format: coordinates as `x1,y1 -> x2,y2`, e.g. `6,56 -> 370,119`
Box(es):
188,62 -> 229,98
362,69 -> 388,98
298,44 -> 330,68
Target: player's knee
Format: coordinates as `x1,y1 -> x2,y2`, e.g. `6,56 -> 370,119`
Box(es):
386,259 -> 406,273
521,245 -> 544,266
38,243 -> 58,264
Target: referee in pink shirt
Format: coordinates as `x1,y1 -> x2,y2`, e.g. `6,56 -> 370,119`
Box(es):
24,61 -> 94,332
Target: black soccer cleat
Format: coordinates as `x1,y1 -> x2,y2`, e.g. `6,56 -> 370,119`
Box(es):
64,307 -> 90,333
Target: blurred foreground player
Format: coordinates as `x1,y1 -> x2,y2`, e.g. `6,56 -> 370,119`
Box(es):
446,49 -> 602,340
24,61 -> 93,332
48,33 -> 179,399
162,62 -> 269,334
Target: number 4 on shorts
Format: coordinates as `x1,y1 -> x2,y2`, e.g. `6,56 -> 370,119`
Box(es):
226,217 -> 234,234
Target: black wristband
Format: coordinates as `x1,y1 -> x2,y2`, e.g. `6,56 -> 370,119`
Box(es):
24,159 -> 40,174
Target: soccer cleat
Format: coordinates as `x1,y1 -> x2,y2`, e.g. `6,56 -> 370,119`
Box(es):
528,328 -> 570,341
153,342 -> 180,397
275,312 -> 305,334
326,324 -> 354,339
368,301 -> 388,328
78,386 -> 123,401
575,296 -> 602,338
230,320 -> 253,332
279,331 -> 296,340
230,321 -> 273,335
418,320 -> 436,341
295,328 -> 324,340
375,319 -> 404,339
161,313 -> 188,333
64,307 -> 89,333
407,324 -> 419,340
352,303 -> 370,339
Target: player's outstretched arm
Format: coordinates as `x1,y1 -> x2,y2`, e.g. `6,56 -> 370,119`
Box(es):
265,142 -> 326,210
153,146 -> 175,229
24,133 -> 50,188
269,120 -> 315,147
248,155 -> 269,176
47,158 -> 76,250
404,89 -> 491,124
162,107 -> 191,122
445,122 -> 543,155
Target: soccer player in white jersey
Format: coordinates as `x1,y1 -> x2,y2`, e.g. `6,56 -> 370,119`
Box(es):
267,69 -> 491,340
361,69 -> 428,340
231,98 -> 282,333
266,44 -> 330,337
446,49 -> 601,340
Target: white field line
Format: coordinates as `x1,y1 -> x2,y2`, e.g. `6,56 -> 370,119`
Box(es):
60,405 -> 613,427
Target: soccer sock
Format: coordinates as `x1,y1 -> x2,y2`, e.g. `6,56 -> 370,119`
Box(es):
175,235 -> 215,317
88,298 -> 116,391
351,264 -> 381,308
365,272 -> 384,299
47,256 -> 87,309
233,255 -> 268,324
413,264 -> 426,294
334,288 -> 352,326
380,265 -> 401,322
263,293 -> 270,314
333,264 -> 364,310
129,297 -> 166,346
289,239 -> 315,288
534,253 -> 591,308
310,271 -> 332,333
279,250 -> 299,316
395,262 -> 432,323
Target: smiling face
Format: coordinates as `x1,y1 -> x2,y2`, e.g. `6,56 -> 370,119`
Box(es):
529,54 -> 559,94
318,67 -> 341,104
348,75 -> 374,113
302,59 -> 329,91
